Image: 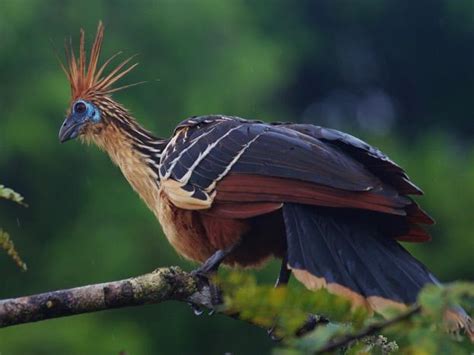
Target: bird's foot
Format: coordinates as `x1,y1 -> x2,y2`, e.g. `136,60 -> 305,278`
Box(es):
190,263 -> 220,299
188,265 -> 223,316
187,246 -> 238,317
187,285 -> 222,316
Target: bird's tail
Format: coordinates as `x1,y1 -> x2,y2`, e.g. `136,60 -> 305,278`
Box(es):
282,203 -> 473,338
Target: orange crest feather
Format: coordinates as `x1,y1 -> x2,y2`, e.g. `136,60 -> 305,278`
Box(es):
61,21 -> 140,100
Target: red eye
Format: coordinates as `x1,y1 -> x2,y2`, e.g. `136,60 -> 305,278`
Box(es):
74,102 -> 87,114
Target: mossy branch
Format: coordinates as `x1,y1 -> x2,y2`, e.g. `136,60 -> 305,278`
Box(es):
0,266 -> 325,336
0,267 -> 214,328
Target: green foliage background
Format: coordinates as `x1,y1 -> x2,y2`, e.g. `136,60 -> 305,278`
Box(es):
0,0 -> 473,354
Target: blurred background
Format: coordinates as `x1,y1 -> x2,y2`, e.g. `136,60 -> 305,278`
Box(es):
0,0 -> 473,354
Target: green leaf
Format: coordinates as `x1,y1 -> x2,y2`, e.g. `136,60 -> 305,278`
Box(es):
219,273 -> 474,353
0,184 -> 28,207
418,284 -> 445,319
216,271 -> 371,340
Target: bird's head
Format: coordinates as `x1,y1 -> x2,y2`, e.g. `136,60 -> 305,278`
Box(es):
59,99 -> 102,143
58,22 -> 140,144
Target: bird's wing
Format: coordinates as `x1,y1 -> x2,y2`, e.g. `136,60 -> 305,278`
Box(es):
159,115 -> 431,240
275,123 -> 423,195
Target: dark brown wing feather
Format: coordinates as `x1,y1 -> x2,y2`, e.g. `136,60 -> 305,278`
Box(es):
160,115 -> 383,193
203,201 -> 283,219
215,174 -> 409,215
213,174 -> 431,242
276,123 -> 423,195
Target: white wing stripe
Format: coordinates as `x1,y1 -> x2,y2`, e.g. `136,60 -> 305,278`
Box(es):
205,132 -> 263,192
161,126 -> 218,180
177,125 -> 244,185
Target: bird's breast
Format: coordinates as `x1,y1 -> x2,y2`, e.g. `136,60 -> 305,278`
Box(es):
156,192 -> 216,263
155,191 -> 256,265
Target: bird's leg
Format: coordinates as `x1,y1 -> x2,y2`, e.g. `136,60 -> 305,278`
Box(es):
267,256 -> 329,339
274,254 -> 291,288
268,255 -> 292,340
192,243 -> 239,277
189,242 -> 240,315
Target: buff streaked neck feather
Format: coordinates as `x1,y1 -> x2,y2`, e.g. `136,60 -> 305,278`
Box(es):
85,116 -> 168,213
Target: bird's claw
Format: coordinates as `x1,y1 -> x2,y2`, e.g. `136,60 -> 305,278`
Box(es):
187,302 -> 217,317
188,302 -> 204,316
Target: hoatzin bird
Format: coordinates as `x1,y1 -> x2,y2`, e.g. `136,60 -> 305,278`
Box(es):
58,23 -> 472,337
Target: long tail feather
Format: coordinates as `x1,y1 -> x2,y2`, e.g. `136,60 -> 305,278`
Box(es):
283,203 -> 436,311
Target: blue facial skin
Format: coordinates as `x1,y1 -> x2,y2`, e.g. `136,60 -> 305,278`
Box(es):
58,100 -> 101,143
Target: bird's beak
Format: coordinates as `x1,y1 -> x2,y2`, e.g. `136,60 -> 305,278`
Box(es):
58,116 -> 83,143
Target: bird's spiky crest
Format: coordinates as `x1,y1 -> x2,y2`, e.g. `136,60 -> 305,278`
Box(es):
61,21 -> 140,101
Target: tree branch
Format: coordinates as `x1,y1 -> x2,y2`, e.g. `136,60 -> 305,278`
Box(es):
0,266 -> 423,354
315,305 -> 421,353
0,266 -> 324,335
0,266 -> 215,328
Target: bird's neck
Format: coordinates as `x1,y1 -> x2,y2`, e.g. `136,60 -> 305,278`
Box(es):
91,117 -> 168,212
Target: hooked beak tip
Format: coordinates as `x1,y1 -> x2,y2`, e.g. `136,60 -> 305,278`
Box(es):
58,119 -> 81,143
